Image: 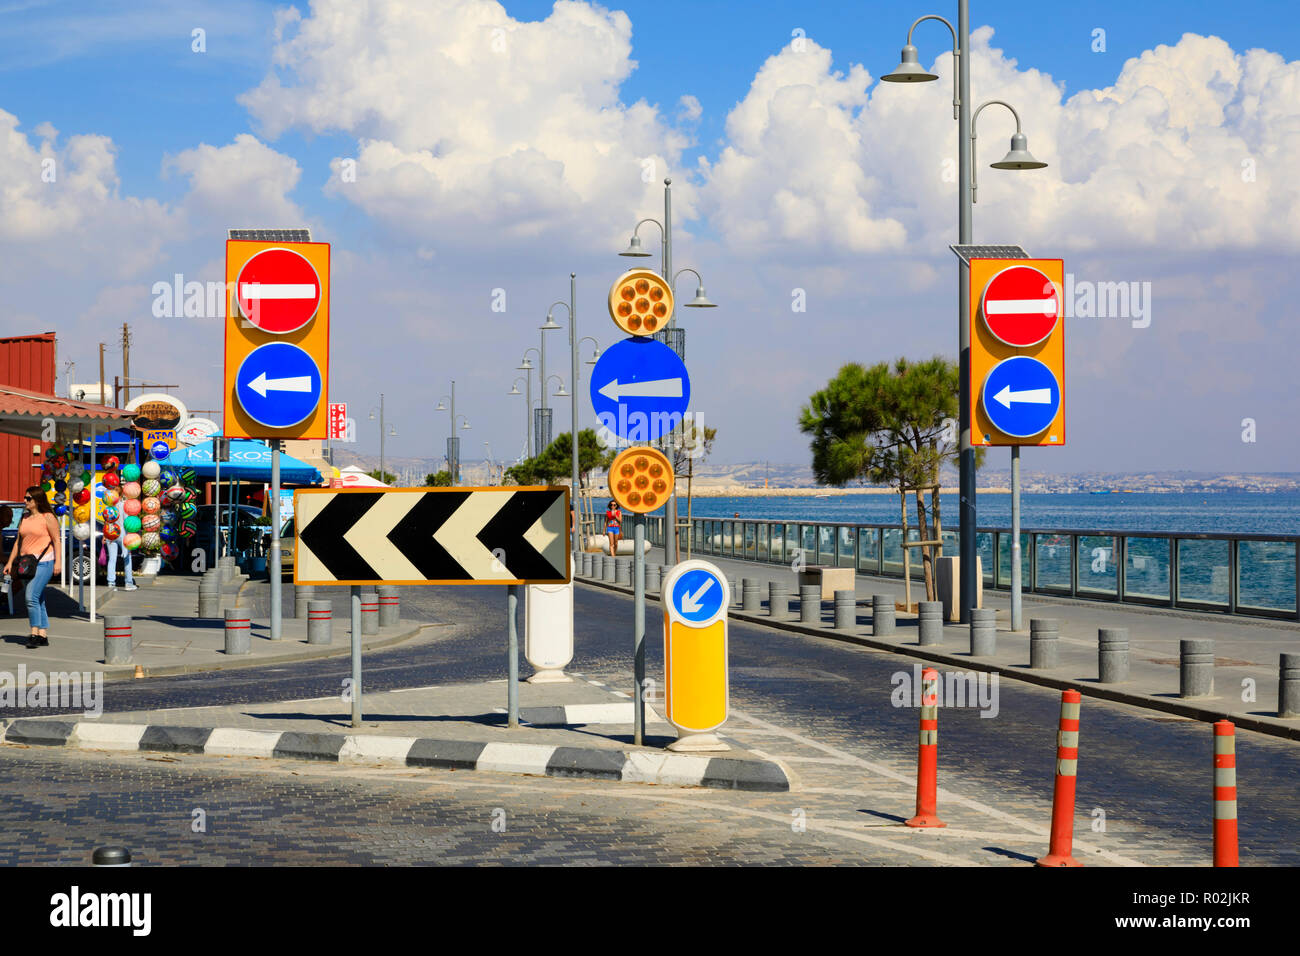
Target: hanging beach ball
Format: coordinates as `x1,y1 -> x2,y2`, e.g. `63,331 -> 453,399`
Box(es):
178,502 -> 197,519
141,531 -> 162,551
103,456 -> 120,471
179,468 -> 197,486
124,515 -> 142,534
121,463 -> 141,482
103,506 -> 118,522
124,533 -> 141,551
161,542 -> 178,560
69,479 -> 84,495
81,469 -> 92,484
141,460 -> 161,480
165,484 -> 185,501
141,514 -> 161,533
142,497 -> 161,515
54,479 -> 67,493
72,522 -> 91,541
123,499 -> 141,517
53,505 -> 67,516
73,503 -> 91,523
53,492 -> 66,505
141,479 -> 161,498
103,472 -> 120,489
150,441 -> 170,461
123,481 -> 141,499
40,480 -> 52,493
178,519 -> 197,537
74,488 -> 91,505
103,488 -> 119,506
103,522 -> 121,541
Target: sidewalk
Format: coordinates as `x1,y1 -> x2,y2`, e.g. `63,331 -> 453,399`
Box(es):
0,572 -> 421,680
0,673 -> 790,791
583,546 -> 1300,740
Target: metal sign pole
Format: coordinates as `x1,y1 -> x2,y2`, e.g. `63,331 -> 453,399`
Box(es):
270,446 -> 281,640
213,442 -> 221,564
1011,446 -> 1022,631
350,584 -> 362,727
634,513 -> 646,746
507,585 -> 520,727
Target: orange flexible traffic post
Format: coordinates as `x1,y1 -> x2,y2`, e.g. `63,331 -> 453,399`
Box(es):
906,667 -> 946,828
1037,688 -> 1083,867
1213,720 -> 1239,867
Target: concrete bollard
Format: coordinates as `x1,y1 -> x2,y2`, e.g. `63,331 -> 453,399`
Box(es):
224,607 -> 251,655
646,563 -> 661,593
616,558 -> 632,586
742,578 -> 761,613
589,554 -> 601,579
872,595 -> 895,636
918,601 -> 944,646
581,552 -> 593,577
91,846 -> 131,867
1098,628 -> 1130,683
294,584 -> 315,620
377,586 -> 400,627
1029,618 -> 1060,669
1180,639 -> 1215,698
604,555 -> 618,583
833,590 -> 856,630
360,591 -> 380,635
730,578 -> 742,608
198,575 -> 221,618
219,555 -> 237,583
799,584 -> 821,624
1280,653 -> 1300,719
103,615 -> 132,665
307,600 -> 333,645
969,608 -> 996,656
769,582 -> 789,620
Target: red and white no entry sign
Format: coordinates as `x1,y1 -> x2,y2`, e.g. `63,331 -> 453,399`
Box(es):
235,247 -> 322,334
980,264 -> 1061,347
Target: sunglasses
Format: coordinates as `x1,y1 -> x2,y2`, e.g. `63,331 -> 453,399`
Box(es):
23,496 -> 33,501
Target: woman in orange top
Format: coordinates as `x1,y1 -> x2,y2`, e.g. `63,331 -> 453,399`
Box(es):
3,486 -> 61,649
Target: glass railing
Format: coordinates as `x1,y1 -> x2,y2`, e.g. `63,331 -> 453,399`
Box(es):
640,515 -> 1299,622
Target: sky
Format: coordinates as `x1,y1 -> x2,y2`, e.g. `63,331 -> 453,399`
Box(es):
1,0 -> 1299,475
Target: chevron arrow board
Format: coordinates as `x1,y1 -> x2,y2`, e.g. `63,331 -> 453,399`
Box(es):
293,487 -> 571,586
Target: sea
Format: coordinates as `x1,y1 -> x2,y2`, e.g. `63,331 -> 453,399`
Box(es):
685,491 -> 1300,536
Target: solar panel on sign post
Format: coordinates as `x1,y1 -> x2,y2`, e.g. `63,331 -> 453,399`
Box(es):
228,228 -> 313,243
949,244 -> 1030,265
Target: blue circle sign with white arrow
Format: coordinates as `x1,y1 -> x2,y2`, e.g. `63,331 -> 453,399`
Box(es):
981,355 -> 1061,439
590,337 -> 690,442
235,341 -> 324,430
670,566 -> 726,624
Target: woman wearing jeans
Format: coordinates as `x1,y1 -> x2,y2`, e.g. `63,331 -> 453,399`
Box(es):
3,486 -> 61,649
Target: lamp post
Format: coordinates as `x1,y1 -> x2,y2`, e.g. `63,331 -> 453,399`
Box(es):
545,274 -> 583,554
516,350 -> 538,457
368,395 -> 397,484
880,3 -> 1047,624
508,378 -> 530,461
619,178 -> 718,566
435,383 -> 471,484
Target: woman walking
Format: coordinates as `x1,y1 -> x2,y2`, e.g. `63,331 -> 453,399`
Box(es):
604,500 -> 622,556
3,487 -> 61,648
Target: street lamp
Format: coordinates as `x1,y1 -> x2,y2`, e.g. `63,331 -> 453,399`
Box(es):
545,275 -> 584,554
879,4 -> 1048,624
435,381 -> 471,484
517,350 -> 538,456
618,177 -> 721,565
508,378 -> 530,461
368,394 -> 397,484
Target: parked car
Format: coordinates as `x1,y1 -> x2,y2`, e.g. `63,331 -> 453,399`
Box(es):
279,516 -> 295,579
0,502 -> 21,561
187,504 -> 270,573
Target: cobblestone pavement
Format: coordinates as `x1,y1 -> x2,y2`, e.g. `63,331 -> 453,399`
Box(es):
2,580 -> 1295,865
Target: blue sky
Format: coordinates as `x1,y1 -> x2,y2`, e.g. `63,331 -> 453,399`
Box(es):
1,0 -> 1299,474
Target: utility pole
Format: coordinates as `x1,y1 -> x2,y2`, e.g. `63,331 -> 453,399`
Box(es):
99,343 -> 106,405
121,323 -> 130,406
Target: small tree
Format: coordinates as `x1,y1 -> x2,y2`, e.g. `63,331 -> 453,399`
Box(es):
367,469 -> 396,485
799,357 -> 979,600
424,471 -> 453,487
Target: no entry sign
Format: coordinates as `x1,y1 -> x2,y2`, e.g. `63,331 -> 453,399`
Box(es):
236,247 -> 322,334
980,264 -> 1060,347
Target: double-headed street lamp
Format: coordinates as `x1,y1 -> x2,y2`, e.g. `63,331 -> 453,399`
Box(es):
368,394 -> 397,484
880,3 -> 1047,625
434,382 -> 471,484
619,177 -> 719,564
507,378 -> 530,460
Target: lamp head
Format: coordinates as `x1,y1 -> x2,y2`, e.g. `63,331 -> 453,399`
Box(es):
685,285 -> 717,308
517,357 -> 533,371
435,400 -> 447,411
991,131 -> 1048,170
881,44 -> 938,83
619,234 -> 651,257
539,315 -> 562,331
508,384 -> 521,395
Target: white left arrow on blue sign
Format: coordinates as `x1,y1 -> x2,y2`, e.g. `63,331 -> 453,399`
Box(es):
235,341 -> 324,430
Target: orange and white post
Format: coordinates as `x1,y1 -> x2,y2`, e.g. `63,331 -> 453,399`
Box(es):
1037,688 -> 1082,866
906,667 -> 946,828
1213,720 -> 1239,867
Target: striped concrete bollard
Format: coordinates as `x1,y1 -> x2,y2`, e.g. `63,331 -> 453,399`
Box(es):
742,578 -> 761,613
1180,639 -> 1215,698
646,563 -> 662,593
1279,653 -> 1300,719
197,577 -> 221,619
615,558 -> 632,586
918,601 -> 944,646
1098,628 -> 1130,683
1029,618 -> 1060,669
833,590 -> 856,630
307,600 -> 333,645
769,582 -> 789,620
360,591 -> 380,635
604,556 -> 618,583
871,595 -> 895,636
799,584 -> 821,624
377,586 -> 400,627
969,608 -> 996,656
1213,721 -> 1238,867
224,607 -> 251,656
103,615 -> 132,665
294,584 -> 315,620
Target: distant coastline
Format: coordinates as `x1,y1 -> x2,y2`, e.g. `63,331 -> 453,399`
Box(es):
686,485 -> 1012,497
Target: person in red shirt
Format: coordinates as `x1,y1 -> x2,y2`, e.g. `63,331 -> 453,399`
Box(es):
604,500 -> 622,556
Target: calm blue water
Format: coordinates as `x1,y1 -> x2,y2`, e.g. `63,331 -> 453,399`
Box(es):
686,492 -> 1300,536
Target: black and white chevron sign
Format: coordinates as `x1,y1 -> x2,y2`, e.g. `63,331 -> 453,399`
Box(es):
293,487 -> 570,585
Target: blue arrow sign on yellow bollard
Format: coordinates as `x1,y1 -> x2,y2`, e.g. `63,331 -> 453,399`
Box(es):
661,559 -> 730,752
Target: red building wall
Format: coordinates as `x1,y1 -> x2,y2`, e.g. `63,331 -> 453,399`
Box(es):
0,332 -> 57,502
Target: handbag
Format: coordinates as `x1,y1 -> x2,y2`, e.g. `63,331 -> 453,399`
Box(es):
99,539 -> 108,566
13,543 -> 51,580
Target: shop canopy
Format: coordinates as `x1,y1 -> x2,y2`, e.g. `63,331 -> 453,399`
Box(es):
0,385 -> 135,439
169,438 -> 323,485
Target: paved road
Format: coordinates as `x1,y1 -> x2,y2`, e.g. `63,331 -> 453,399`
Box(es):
2,580 -> 1296,865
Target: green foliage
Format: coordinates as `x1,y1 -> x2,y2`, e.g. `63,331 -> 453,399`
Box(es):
424,471 -> 453,487
505,430 -> 613,486
367,469 -> 396,485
